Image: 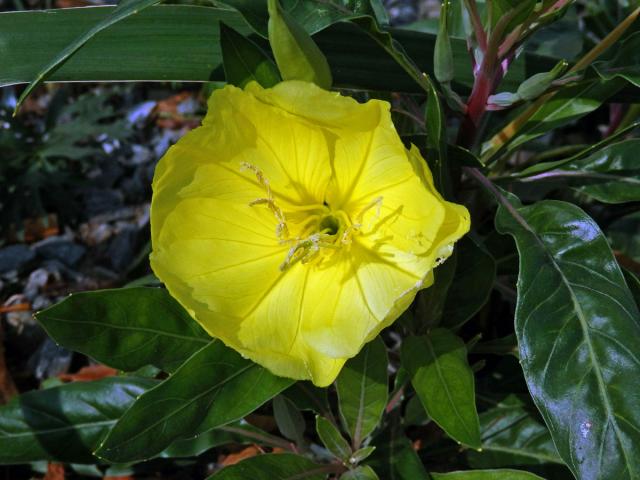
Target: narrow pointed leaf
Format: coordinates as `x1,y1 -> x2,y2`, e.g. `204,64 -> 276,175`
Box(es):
267,0 -> 332,88
220,22 -> 280,88
367,426 -> 429,480
0,377 -> 155,464
36,288 -> 210,373
206,453 -> 327,479
340,465 -> 379,480
159,420 -> 283,458
273,395 -> 306,444
14,0 -> 160,113
442,237 -> 496,329
495,197 -> 640,480
336,336 -> 388,447
401,330 -> 481,448
95,341 -> 293,463
316,416 -> 351,461
425,77 -> 450,195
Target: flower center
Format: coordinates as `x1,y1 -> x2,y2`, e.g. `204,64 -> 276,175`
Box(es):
318,214 -> 340,236
242,163 -> 383,271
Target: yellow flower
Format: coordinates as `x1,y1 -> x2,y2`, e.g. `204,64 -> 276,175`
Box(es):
150,81 -> 470,386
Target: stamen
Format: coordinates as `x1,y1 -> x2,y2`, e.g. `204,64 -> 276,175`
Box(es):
241,162 -> 289,239
279,233 -> 339,271
341,196 -> 383,244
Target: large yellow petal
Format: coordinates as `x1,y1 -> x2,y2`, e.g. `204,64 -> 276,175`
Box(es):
245,80 -> 384,132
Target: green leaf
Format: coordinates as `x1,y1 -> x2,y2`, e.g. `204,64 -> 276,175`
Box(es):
367,425 -> 429,480
220,22 -> 280,88
0,6 -> 558,93
593,31 -> 640,87
316,416 -> 351,461
36,287 -> 210,373
430,470 -> 544,480
95,341 -> 293,463
0,377 -> 155,465
267,0 -> 332,88
14,0 -> 160,113
491,78 -> 626,156
467,395 -> 563,468
495,197 -> 640,480
335,337 -> 388,448
623,269 -> 640,308
441,237 -> 496,330
517,139 -> 640,204
159,420 -> 284,458
283,382 -> 331,415
340,465 -> 379,480
490,0 -> 536,31
425,78 -> 450,195
608,211 -> 640,262
350,446 -> 376,463
401,330 -> 481,448
562,139 -> 640,203
206,453 -> 327,479
273,395 -> 306,445
415,254 -> 457,330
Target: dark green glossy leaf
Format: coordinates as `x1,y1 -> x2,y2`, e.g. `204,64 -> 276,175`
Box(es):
159,420 -> 284,458
273,395 -> 305,445
593,32 -> 640,87
401,330 -> 481,448
431,470 -> 544,480
206,453 -> 327,479
623,269 -> 640,308
442,237 -> 496,330
367,425 -> 429,480
467,395 -> 563,468
220,22 -> 280,88
267,0 -> 331,88
283,382 -> 331,415
316,416 -> 351,461
0,6 -> 556,93
335,337 -> 388,447
0,377 -> 155,465
495,197 -> 640,480
563,139 -> 640,203
14,0 -> 160,113
517,139 -> 640,204
95,341 -> 293,463
36,287 -> 210,373
608,211 -> 640,262
219,0 -> 374,38
415,254 -> 457,330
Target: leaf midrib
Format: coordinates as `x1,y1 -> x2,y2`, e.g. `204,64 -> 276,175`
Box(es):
425,336 -> 476,444
43,315 -> 210,344
515,204 -> 635,475
99,360 -> 253,456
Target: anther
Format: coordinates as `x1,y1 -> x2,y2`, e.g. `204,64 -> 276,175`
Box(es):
241,162 -> 289,239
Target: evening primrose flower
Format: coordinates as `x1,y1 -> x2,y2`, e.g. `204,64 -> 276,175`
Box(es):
150,81 -> 470,386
